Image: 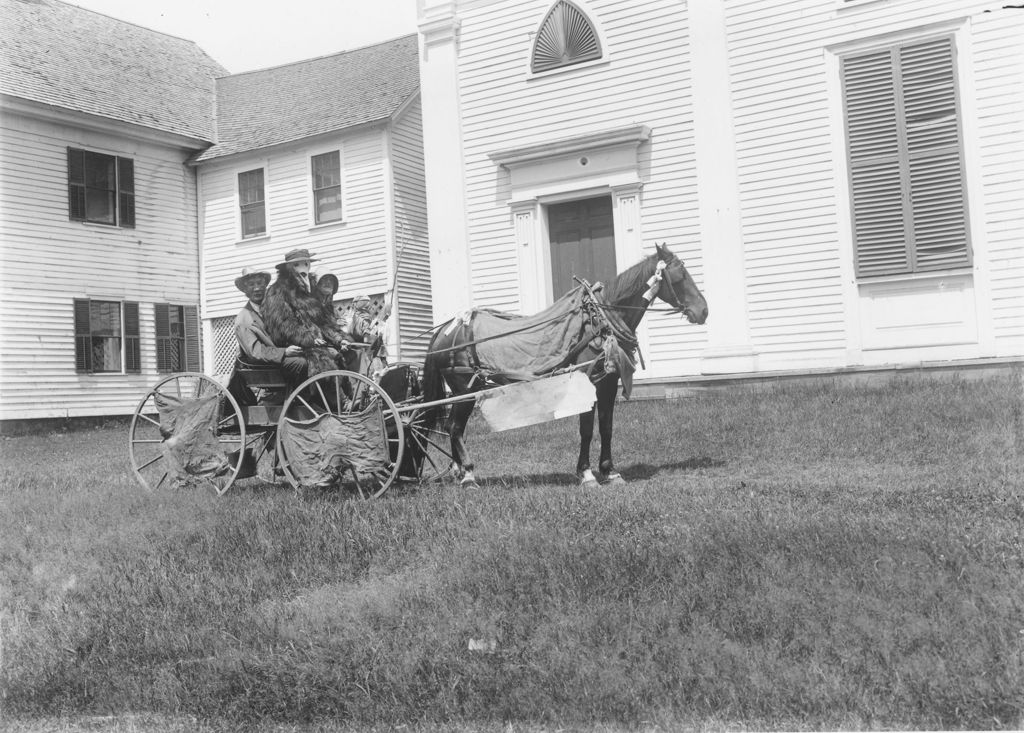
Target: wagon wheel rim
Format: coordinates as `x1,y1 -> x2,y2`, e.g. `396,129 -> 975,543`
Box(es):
128,372 -> 245,496
275,370 -> 403,499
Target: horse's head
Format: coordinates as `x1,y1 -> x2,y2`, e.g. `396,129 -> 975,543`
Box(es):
654,243 -> 708,325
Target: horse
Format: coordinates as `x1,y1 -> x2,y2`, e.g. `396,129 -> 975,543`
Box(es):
420,242 -> 708,489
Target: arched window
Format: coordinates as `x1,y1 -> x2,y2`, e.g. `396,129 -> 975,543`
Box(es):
530,0 -> 602,74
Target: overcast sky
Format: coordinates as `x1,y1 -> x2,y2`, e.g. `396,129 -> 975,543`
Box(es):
67,0 -> 420,74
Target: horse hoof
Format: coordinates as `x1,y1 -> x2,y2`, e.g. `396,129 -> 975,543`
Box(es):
460,479 -> 480,490
580,477 -> 600,490
599,472 -> 626,487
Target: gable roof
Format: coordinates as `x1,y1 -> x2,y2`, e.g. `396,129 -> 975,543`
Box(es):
0,0 -> 226,143
193,34 -> 420,163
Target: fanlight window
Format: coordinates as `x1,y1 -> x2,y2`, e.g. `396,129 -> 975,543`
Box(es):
531,0 -> 602,74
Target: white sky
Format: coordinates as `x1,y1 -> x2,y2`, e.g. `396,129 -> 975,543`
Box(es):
67,0 -> 421,74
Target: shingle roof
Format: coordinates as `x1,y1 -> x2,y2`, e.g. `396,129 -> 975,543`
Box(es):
0,0 -> 226,143
193,34 -> 420,163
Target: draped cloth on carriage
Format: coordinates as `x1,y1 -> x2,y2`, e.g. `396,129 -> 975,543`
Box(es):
153,392 -> 231,482
279,403 -> 391,487
453,284 -> 638,397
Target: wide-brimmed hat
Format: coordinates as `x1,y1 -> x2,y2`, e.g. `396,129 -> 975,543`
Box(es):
277,248 -> 319,268
234,267 -> 271,292
317,272 -> 339,294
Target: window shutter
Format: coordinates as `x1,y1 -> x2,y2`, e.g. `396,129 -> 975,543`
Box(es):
900,38 -> 970,271
118,157 -> 135,228
124,301 -> 141,373
184,305 -> 201,372
154,303 -> 170,372
73,298 -> 93,372
843,49 -> 910,276
68,148 -> 86,221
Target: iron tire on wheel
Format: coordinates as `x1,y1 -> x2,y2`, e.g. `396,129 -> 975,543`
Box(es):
128,372 -> 246,496
275,370 -> 404,499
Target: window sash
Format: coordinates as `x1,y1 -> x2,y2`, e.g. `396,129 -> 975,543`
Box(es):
67,148 -> 135,227
842,36 -> 971,278
73,299 -> 140,374
238,169 -> 266,238
155,303 -> 201,373
312,151 -> 342,224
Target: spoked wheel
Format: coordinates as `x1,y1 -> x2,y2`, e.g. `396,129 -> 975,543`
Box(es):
377,363 -> 455,485
128,372 -> 245,496
276,370 -> 403,499
398,404 -> 456,485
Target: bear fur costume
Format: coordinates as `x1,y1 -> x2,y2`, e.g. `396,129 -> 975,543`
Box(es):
262,265 -> 345,377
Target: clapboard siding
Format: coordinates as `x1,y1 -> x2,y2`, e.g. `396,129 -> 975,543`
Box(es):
451,0 -> 706,367
199,127 -> 393,324
723,0 -> 1023,367
0,109 -> 203,420
390,97 -> 433,361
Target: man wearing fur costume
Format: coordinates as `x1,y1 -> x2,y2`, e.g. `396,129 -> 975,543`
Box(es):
233,267 -> 309,390
261,249 -> 346,376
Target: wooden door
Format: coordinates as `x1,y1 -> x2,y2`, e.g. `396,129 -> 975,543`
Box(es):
548,196 -> 616,298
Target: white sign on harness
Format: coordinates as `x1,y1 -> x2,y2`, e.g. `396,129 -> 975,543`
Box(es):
476,370 -> 596,432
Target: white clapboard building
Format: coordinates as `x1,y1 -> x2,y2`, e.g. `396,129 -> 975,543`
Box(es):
417,0 -> 1023,381
193,35 -> 432,377
0,0 -> 224,425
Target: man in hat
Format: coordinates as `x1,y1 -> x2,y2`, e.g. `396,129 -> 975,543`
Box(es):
262,249 -> 345,376
233,266 -> 308,388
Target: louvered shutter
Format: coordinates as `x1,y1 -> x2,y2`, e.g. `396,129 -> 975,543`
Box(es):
901,38 -> 970,271
73,298 -> 92,372
118,157 -> 135,228
154,303 -> 171,372
843,37 -> 970,277
68,148 -> 86,221
843,49 -> 910,276
184,305 -> 201,372
124,302 -> 141,373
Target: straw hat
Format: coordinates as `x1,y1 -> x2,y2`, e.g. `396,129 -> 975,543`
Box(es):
234,267 -> 271,292
276,248 -> 319,268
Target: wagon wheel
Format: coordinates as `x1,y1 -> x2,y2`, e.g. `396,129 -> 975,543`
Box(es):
375,363 -> 454,485
398,403 -> 456,485
128,372 -> 246,496
275,370 -> 403,499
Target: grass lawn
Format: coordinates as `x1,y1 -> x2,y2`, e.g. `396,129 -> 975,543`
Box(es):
1,372 -> 1022,731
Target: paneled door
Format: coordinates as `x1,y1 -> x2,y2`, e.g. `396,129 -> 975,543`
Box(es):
547,195 -> 616,299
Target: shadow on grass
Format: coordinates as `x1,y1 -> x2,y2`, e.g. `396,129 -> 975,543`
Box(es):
473,456 -> 726,489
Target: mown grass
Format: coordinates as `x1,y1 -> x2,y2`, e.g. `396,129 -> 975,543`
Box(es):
1,372 -> 1022,731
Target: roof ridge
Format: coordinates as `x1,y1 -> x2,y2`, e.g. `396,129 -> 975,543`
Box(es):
225,32 -> 418,78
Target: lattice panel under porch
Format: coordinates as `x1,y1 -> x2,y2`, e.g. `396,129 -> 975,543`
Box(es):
210,316 -> 238,376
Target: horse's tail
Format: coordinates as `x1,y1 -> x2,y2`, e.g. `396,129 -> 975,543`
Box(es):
418,323 -> 451,434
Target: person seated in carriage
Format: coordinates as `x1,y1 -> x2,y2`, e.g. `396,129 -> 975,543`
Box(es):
341,293 -> 389,378
261,248 -> 349,379
232,266 -> 310,394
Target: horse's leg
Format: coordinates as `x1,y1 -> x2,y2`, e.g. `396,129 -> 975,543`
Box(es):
447,396 -> 479,489
596,377 -> 625,485
576,404 -> 599,489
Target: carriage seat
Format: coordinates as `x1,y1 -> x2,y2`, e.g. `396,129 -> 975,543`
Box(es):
235,359 -> 288,390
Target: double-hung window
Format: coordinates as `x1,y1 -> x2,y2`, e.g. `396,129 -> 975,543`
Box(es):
841,35 -> 971,277
67,148 -> 135,227
73,299 -> 140,373
311,151 -> 342,224
155,303 -> 201,373
238,168 -> 266,238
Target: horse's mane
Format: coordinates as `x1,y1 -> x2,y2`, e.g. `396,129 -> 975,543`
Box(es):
601,252 -> 658,305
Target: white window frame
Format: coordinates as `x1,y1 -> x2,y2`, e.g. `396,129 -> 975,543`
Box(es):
236,164 -> 269,241
307,146 -> 346,228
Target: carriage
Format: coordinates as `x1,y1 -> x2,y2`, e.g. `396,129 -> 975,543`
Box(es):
127,354 -> 451,498
127,245 -> 708,498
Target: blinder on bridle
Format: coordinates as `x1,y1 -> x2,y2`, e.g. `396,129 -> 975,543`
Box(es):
657,256 -> 690,316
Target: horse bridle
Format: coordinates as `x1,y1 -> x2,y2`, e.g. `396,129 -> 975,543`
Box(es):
657,258 -> 690,316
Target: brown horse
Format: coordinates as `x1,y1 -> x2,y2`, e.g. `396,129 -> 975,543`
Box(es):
420,243 -> 708,489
